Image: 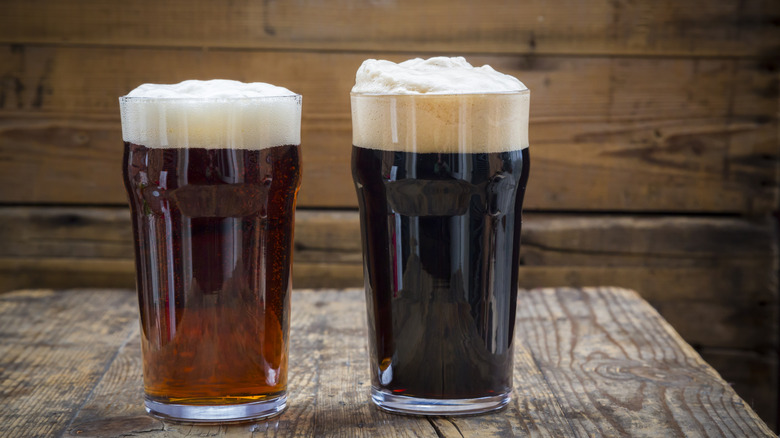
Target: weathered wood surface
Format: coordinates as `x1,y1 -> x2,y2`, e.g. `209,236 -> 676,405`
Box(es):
516,288 -> 774,437
0,287 -> 772,437
1,0 -> 778,57
2,208 -> 776,265
4,47 -> 777,118
0,289 -> 139,437
2,206 -> 775,425
0,47 -> 777,211
1,207 -> 776,348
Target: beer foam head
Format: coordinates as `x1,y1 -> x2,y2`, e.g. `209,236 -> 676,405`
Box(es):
351,57 -> 529,153
120,80 -> 301,149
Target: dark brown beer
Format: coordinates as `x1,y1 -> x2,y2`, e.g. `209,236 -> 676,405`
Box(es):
350,58 -> 529,415
352,146 -> 529,400
123,143 -> 301,406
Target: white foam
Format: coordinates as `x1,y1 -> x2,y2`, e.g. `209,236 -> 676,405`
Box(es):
351,57 -> 529,153
352,57 -> 526,95
120,80 -> 301,149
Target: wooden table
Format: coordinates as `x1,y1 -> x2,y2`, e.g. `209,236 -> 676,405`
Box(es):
0,287 -> 772,437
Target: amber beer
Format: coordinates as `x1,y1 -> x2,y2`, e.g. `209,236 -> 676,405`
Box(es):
350,58 -> 530,415
120,81 -> 301,422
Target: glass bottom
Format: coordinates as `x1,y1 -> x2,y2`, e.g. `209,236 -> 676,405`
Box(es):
144,394 -> 287,423
370,387 -> 510,416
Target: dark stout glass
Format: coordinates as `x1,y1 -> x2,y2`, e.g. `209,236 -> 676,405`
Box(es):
351,57 -> 529,415
352,146 -> 529,400
123,143 -> 301,408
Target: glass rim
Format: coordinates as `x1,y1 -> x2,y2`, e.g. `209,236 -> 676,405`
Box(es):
350,89 -> 529,97
118,94 -> 302,103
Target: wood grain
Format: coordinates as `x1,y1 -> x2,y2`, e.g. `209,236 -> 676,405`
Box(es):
701,348 -> 778,421
1,0 -> 778,57
0,116 -> 775,211
2,208 -> 776,263
0,257 -> 364,292
0,258 -> 774,350
1,46 -> 776,210
3,46 -> 778,118
0,207 -> 775,350
0,288 -> 772,437
514,287 -> 774,437
0,289 -> 138,438
1,206 -> 775,295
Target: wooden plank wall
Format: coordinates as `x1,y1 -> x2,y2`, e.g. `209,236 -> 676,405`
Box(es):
1,0 -> 778,428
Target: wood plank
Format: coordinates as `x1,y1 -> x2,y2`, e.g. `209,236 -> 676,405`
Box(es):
0,115 -> 775,211
4,209 -> 776,262
0,289 -> 138,438
4,207 -> 772,424
1,288 -> 771,436
0,207 -> 775,301
0,257 -> 365,292
0,207 -> 134,259
517,267 -> 778,350
0,0 -> 778,57
515,287 -> 774,436
2,207 -> 775,272
1,257 -> 773,350
3,47 -> 778,118
1,47 -> 776,211
5,207 -> 778,264
0,207 -> 362,261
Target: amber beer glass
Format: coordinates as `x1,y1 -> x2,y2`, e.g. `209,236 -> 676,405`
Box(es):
120,80 -> 302,422
351,58 -> 530,415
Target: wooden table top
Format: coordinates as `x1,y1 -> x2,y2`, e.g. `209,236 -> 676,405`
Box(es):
0,287 -> 772,437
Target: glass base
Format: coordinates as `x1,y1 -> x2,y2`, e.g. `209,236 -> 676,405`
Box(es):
370,387 -> 510,416
144,394 -> 287,423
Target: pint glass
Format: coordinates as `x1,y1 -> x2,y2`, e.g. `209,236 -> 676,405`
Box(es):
351,90 -> 530,415
120,81 -> 302,422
